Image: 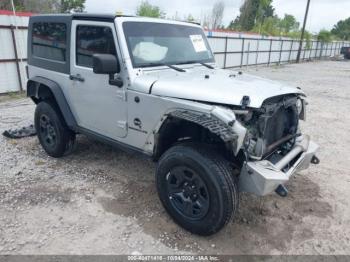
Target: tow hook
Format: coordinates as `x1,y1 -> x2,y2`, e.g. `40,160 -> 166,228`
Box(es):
275,184 -> 288,197
311,155 -> 320,165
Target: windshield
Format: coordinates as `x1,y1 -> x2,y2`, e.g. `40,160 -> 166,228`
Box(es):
122,21 -> 214,68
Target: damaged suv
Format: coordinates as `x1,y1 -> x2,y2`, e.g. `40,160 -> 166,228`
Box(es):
27,14 -> 319,235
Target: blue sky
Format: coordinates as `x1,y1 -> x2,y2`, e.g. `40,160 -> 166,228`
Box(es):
85,0 -> 350,33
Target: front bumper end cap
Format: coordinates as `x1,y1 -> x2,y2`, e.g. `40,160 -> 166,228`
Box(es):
239,136 -> 319,196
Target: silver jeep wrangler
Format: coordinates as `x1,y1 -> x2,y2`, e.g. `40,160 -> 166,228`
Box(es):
27,14 -> 319,235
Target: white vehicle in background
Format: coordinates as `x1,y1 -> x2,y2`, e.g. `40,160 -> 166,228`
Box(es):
26,14 -> 319,235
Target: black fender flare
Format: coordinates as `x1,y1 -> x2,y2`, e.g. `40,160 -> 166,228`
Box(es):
167,110 -> 238,142
153,109 -> 239,160
27,76 -> 77,131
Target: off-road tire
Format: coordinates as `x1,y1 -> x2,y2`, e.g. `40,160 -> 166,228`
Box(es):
34,101 -> 75,158
156,143 -> 239,236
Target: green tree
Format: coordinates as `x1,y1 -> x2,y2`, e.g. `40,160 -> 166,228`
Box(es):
22,0 -> 56,13
232,0 -> 274,31
317,29 -> 333,42
255,0 -> 273,24
227,19 -> 238,30
287,30 -> 312,49
0,0 -> 25,11
0,0 -> 85,13
279,14 -> 299,34
58,0 -> 85,13
186,14 -> 195,23
331,17 -> 350,40
229,1 -> 302,37
136,1 -> 165,18
253,16 -> 280,36
234,0 -> 259,31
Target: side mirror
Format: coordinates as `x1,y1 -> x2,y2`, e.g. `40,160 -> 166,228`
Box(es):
92,54 -> 120,75
92,54 -> 123,87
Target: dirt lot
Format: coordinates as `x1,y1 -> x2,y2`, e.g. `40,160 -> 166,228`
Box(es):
0,60 -> 350,255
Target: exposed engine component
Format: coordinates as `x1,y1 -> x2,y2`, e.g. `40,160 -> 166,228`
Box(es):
239,95 -> 301,159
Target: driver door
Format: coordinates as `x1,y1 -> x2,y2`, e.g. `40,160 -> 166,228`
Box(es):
68,20 -> 127,139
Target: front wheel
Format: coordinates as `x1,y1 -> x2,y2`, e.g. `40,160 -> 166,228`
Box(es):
156,144 -> 239,236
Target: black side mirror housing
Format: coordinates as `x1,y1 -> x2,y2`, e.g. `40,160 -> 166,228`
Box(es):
92,54 -> 120,74
92,54 -> 123,87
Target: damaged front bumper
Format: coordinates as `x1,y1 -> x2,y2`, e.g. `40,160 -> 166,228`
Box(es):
239,135 -> 319,196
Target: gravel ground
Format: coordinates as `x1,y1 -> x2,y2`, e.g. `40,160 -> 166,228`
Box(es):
0,60 -> 350,255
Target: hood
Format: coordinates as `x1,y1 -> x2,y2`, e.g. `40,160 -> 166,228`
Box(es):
131,67 -> 304,108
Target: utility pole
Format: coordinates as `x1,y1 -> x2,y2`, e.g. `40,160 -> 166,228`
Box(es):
296,0 -> 311,63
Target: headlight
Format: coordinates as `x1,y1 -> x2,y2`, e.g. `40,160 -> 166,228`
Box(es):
296,98 -> 303,115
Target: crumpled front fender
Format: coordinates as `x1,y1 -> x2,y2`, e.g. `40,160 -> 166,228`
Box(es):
166,106 -> 247,155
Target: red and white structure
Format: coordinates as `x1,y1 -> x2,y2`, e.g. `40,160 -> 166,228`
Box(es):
0,10 -> 32,93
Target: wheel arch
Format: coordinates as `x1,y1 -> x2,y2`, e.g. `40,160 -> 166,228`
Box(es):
27,76 -> 77,131
153,109 -> 243,162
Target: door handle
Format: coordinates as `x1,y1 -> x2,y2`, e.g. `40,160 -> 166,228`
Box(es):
69,74 -> 85,82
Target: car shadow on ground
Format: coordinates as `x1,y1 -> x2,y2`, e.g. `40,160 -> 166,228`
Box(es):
66,136 -> 333,254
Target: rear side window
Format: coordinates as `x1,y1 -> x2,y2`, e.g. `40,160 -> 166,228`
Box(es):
32,22 -> 67,62
76,25 -> 117,68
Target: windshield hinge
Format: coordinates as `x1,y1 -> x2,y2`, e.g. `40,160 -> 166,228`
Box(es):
117,121 -> 127,130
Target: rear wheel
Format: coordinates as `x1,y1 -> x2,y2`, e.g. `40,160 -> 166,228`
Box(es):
35,101 -> 75,158
156,144 -> 239,236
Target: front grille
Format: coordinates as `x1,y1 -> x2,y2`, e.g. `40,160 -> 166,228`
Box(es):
244,95 -> 300,158
261,105 -> 299,147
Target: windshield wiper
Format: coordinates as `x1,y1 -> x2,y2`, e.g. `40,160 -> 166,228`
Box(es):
199,62 -> 215,69
165,64 -> 186,72
142,62 -> 186,72
176,61 -> 215,69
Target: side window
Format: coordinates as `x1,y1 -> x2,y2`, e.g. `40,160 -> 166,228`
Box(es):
76,25 -> 117,68
32,22 -> 67,62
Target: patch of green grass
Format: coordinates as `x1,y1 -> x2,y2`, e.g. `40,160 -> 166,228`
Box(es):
0,91 -> 26,103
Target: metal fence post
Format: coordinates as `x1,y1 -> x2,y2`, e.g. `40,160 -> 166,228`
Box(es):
223,37 -> 228,69
278,40 -> 283,65
288,40 -> 293,63
330,42 -> 333,56
267,39 -> 272,65
255,40 -> 259,67
303,41 -> 306,61
309,41 -> 313,60
309,41 -> 315,61
10,24 -> 23,92
240,38 -> 245,68
246,42 -> 250,69
335,42 -> 337,56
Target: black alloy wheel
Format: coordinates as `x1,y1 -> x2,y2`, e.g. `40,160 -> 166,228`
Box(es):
166,166 -> 210,220
156,143 -> 239,235
38,114 -> 57,150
